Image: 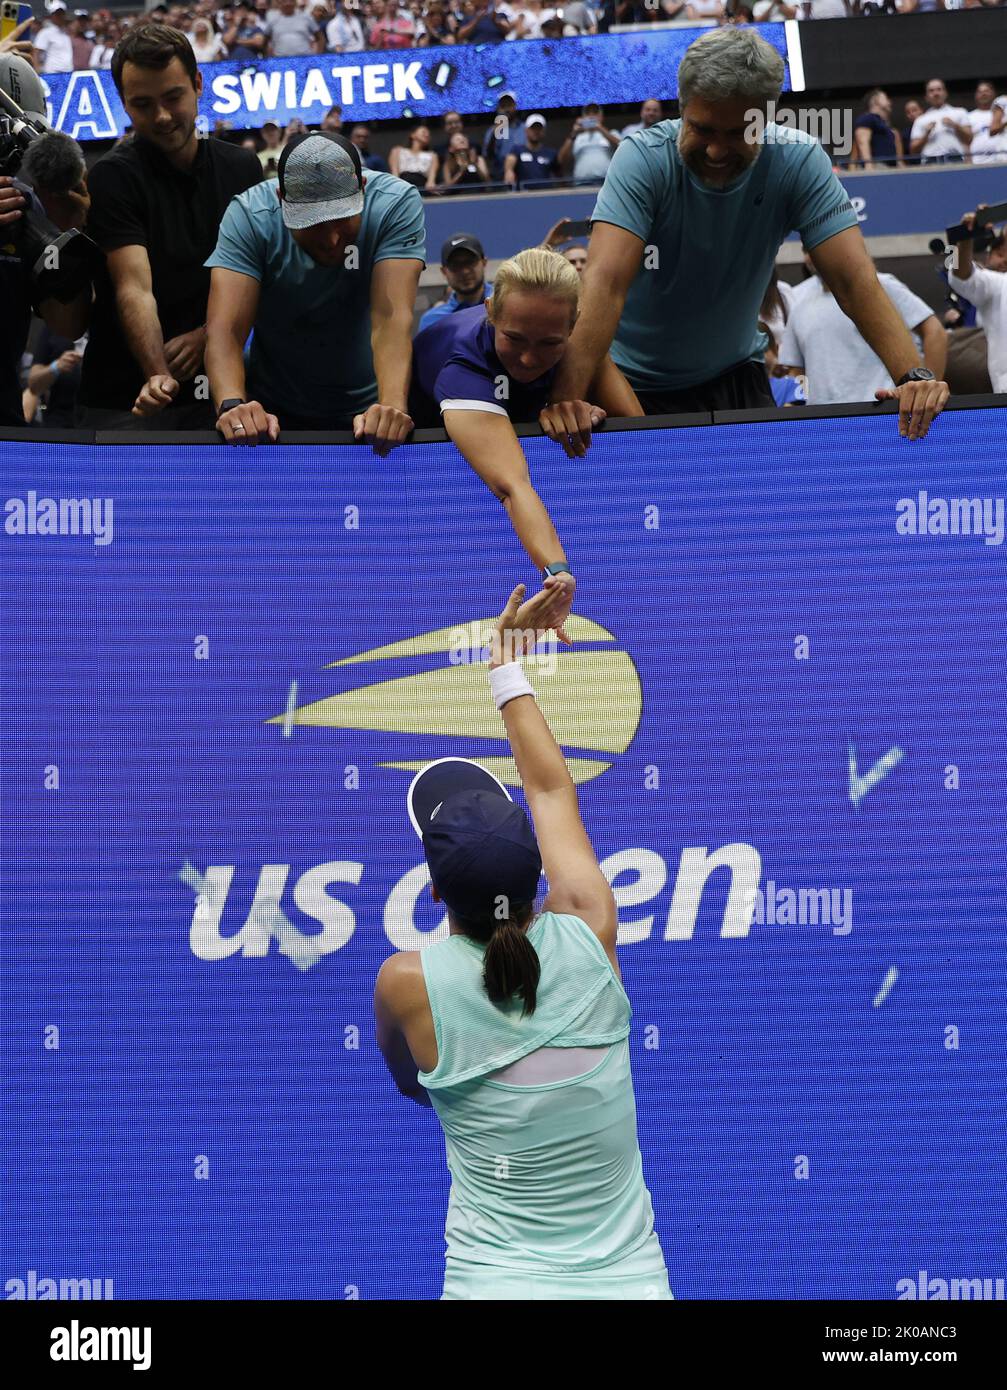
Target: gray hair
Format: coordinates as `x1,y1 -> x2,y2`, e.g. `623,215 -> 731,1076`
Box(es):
19,130 -> 86,195
678,28 -> 785,110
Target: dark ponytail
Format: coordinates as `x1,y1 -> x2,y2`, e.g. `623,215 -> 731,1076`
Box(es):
457,902 -> 540,1016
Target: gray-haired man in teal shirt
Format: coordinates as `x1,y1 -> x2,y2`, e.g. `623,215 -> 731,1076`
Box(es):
542,26 -> 949,455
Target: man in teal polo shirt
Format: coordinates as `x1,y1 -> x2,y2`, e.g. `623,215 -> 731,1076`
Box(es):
204,131 -> 425,448
542,26 -> 948,454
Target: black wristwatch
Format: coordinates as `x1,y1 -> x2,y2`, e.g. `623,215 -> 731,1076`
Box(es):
542,561 -> 573,581
216,397 -> 246,418
895,369 -> 936,386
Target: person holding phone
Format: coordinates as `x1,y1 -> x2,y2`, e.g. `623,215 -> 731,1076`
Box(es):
221,5 -> 268,61
946,207 -> 1007,393
456,0 -> 512,44
440,130 -> 490,192
409,246 -> 642,637
543,219 -> 590,276
557,105 -> 620,185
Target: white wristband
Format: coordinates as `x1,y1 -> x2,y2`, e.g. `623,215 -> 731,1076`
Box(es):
489,661 -> 535,711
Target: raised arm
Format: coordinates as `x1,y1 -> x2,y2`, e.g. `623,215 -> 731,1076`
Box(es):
489,585 -> 618,952
444,410 -> 576,640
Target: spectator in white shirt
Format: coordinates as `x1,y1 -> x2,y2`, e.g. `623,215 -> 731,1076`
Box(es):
967,81 -> 1007,164
947,209 -> 1007,392
558,104 -> 621,184
620,99 -> 664,140
779,255 -> 946,404
507,0 -> 546,35
909,79 -> 972,163
33,4 -> 74,75
556,0 -> 597,30
188,18 -> 226,62
89,21 -> 121,69
752,0 -> 798,16
265,0 -> 324,56
685,0 -> 725,18
326,1 -> 366,49
798,0 -> 850,14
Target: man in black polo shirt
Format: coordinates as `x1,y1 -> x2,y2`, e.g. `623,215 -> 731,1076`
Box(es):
852,89 -> 901,171
78,22 -> 261,428
503,115 -> 559,190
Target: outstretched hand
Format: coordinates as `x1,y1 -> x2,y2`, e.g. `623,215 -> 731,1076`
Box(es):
489,580 -> 575,668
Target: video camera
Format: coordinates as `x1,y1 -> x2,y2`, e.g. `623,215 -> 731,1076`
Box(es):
944,201 -> 1007,253
0,53 -> 101,303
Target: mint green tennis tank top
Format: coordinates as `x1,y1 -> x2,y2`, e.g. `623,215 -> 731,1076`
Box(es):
417,911 -> 660,1272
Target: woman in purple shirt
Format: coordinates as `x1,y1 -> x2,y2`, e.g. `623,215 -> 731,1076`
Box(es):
411,246 -> 640,638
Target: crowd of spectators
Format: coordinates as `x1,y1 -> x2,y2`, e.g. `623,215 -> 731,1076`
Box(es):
2,12 -> 1003,439
854,80 -> 1007,166
21,0 -> 1007,81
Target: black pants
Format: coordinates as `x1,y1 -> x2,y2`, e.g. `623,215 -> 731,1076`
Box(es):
633,359 -> 774,416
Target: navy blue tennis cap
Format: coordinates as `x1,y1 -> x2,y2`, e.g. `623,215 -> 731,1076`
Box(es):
407,759 -> 541,920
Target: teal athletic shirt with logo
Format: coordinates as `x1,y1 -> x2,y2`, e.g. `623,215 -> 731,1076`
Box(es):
417,910 -> 673,1300
589,119 -> 860,391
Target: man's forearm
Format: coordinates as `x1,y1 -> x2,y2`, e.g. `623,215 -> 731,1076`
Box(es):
371,311 -> 413,409
204,324 -> 248,407
116,286 -> 170,379
549,274 -> 622,401
831,265 -> 923,384
588,355 -> 642,417
920,321 -> 947,379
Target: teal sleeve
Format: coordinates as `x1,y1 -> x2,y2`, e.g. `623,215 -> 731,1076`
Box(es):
203,194 -> 264,280
373,184 -> 427,266
589,137 -> 657,244
788,140 -> 859,251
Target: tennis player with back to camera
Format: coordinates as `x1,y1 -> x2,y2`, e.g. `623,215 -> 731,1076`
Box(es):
374,580 -> 674,1300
